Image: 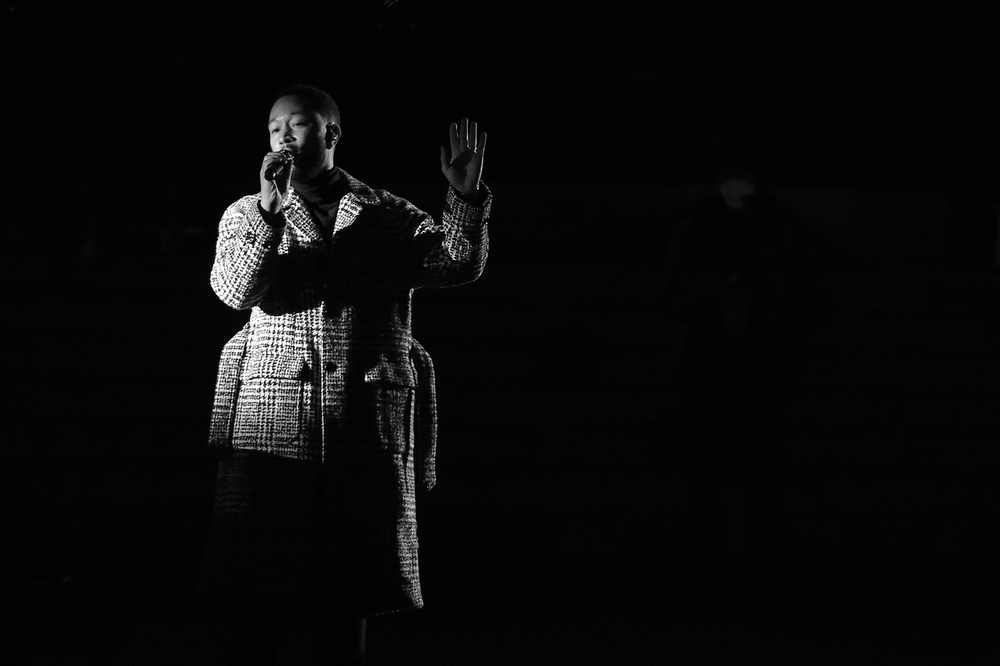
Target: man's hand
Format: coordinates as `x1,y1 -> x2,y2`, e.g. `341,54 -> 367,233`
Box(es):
440,118 -> 486,202
260,151 -> 293,214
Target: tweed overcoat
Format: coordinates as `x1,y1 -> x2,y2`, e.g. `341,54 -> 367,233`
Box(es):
205,170 -> 489,614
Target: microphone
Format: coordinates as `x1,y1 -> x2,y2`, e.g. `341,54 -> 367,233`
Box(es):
264,150 -> 293,181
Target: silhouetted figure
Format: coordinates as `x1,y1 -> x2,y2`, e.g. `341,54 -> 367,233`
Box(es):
663,151 -> 823,602
201,85 -> 490,664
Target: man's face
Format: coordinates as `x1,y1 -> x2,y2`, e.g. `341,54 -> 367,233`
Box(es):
718,166 -> 756,210
267,95 -> 329,171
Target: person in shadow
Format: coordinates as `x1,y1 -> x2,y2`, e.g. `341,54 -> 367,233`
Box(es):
662,134 -> 827,604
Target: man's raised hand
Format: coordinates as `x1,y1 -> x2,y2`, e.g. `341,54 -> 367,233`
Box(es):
440,118 -> 486,202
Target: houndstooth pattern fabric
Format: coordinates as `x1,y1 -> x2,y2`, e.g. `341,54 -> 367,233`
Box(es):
204,170 -> 489,614
409,338 -> 437,492
209,170 -> 488,459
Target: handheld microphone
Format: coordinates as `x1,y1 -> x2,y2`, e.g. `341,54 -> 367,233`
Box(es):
264,150 -> 293,181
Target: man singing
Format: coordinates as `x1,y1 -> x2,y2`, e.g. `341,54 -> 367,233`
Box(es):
202,84 -> 490,664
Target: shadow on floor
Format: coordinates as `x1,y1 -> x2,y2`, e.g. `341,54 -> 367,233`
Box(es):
8,584 -> 999,665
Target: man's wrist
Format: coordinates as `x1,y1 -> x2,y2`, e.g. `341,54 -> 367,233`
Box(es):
455,185 -> 482,206
258,202 -> 286,227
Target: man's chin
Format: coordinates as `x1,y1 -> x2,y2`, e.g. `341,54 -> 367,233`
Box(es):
290,161 -> 324,182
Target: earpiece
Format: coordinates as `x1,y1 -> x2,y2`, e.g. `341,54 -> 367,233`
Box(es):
325,123 -> 340,148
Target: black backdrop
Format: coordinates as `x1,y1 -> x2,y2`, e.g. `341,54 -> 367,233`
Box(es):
4,1 -> 1000,662
6,1 -> 1000,186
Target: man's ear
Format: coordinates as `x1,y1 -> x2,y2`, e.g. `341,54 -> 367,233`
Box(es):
325,123 -> 341,149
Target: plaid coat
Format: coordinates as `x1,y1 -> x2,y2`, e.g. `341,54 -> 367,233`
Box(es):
204,170 -> 489,613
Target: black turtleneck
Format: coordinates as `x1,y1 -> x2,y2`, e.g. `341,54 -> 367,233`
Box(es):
295,167 -> 348,241
258,167 -> 348,242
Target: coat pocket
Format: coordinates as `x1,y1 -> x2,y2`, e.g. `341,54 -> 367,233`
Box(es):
243,351 -> 310,381
233,351 -> 313,452
363,359 -> 416,388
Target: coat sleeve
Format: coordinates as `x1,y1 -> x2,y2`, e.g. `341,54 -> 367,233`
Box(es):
210,197 -> 286,309
409,184 -> 491,288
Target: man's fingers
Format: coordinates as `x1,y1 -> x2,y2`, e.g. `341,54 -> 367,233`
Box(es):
262,152 -> 292,167
469,120 -> 478,151
446,119 -> 486,163
449,122 -> 460,159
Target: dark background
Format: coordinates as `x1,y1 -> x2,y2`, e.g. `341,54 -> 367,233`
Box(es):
6,0 -> 1000,186
3,1 -> 1000,663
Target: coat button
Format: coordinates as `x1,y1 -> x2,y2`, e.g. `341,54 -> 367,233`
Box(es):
325,361 -> 339,372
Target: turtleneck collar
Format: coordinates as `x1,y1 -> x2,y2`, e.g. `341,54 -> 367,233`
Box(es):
292,166 -> 345,206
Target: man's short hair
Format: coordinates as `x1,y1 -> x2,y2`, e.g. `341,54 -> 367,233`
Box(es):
276,84 -> 341,126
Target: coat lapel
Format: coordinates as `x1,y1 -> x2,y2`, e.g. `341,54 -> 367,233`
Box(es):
278,169 -> 381,243
281,191 -> 325,243
333,170 -> 380,237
